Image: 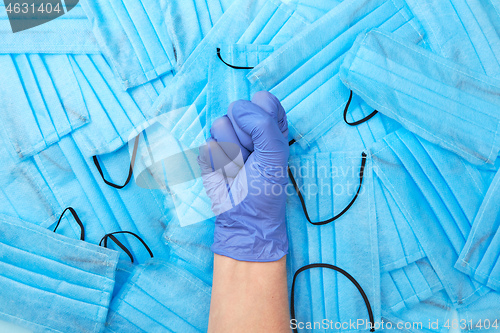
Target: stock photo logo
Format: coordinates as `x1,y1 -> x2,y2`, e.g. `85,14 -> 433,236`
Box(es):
128,108 -> 249,227
4,0 -> 79,33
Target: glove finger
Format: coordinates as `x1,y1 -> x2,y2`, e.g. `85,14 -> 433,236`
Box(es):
230,100 -> 289,168
210,115 -> 250,163
198,139 -> 242,178
227,101 -> 254,153
251,91 -> 288,138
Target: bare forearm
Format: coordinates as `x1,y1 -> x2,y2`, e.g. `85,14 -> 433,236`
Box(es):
208,254 -> 291,333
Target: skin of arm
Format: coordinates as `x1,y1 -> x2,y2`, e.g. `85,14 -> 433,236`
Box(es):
208,254 -> 291,333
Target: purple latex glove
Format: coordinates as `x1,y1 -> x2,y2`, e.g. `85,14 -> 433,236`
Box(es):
198,91 -> 289,262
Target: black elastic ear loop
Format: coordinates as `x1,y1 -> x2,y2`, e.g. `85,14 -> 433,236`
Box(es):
99,231 -> 154,263
344,90 -> 379,126
287,145 -> 367,226
290,263 -> 375,332
53,207 -> 85,241
217,48 -> 255,70
93,135 -> 140,189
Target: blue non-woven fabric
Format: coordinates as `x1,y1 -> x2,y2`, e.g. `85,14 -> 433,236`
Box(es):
289,115 -> 424,273
370,128 -> 491,306
149,0 -> 309,149
380,258 -> 443,312
0,3 -> 101,54
287,151 -> 380,332
68,53 -> 175,157
380,291 -> 453,333
456,168 -> 500,291
247,0 -> 425,149
404,0 -> 500,78
340,29 -> 500,166
457,291 -> 500,331
105,258 -> 211,333
0,54 -> 89,159
207,44 -> 275,136
0,214 -> 119,332
0,133 -> 62,227
282,0 -> 342,24
80,0 -> 176,89
31,134 -> 172,261
165,0 -> 236,71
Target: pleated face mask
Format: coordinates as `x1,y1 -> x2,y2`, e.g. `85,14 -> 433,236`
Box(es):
404,0 -> 500,78
105,259 -> 211,333
79,0 -> 176,89
0,214 -> 119,333
286,151 -> 380,331
381,291 -> 453,333
457,291 -> 500,331
99,231 -> 155,298
68,53 -> 175,157
247,0 -> 425,149
31,134 -> 171,260
206,43 -> 275,137
456,168 -> 500,292
0,54 -> 89,160
380,258 -> 443,313
165,0 -> 236,70
370,128 -> 492,307
149,0 -> 309,149
340,29 -> 500,165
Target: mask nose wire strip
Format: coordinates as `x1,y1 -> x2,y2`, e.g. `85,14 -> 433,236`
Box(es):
343,90 -> 379,126
93,134 -> 141,189
99,231 -> 154,263
217,48 -> 255,70
287,150 -> 367,226
290,263 -> 375,333
53,207 -> 85,241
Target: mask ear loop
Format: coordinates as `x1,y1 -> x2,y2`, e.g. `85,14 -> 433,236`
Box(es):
290,263 -> 375,332
287,140 -> 367,225
53,207 -> 85,241
99,231 -> 154,263
217,48 -> 255,70
344,90 -> 379,126
93,134 -> 140,189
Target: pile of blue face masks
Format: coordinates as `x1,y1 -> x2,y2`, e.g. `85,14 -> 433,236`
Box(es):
1,0 -> 500,331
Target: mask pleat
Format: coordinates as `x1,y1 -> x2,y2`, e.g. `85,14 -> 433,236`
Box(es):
69,55 -> 125,155
372,130 -> 490,306
237,1 -> 280,44
0,216 -> 118,332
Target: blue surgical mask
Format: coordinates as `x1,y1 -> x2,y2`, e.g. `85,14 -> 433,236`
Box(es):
286,151 -> 381,329
68,54 -> 175,157
105,258 -> 211,332
150,0 -> 308,151
370,128 -> 491,306
456,167 -> 500,292
79,0 -> 176,89
0,54 -> 89,160
381,258 -> 443,312
0,213 -> 119,332
207,44 -> 275,138
247,0 -> 425,149
404,0 -> 500,78
165,0 -> 236,70
340,29 -> 500,166
282,0 -> 342,24
31,134 -> 172,260
381,291 -> 453,333
457,291 -> 500,331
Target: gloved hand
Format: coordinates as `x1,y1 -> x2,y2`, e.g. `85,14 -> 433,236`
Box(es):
198,91 -> 289,262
